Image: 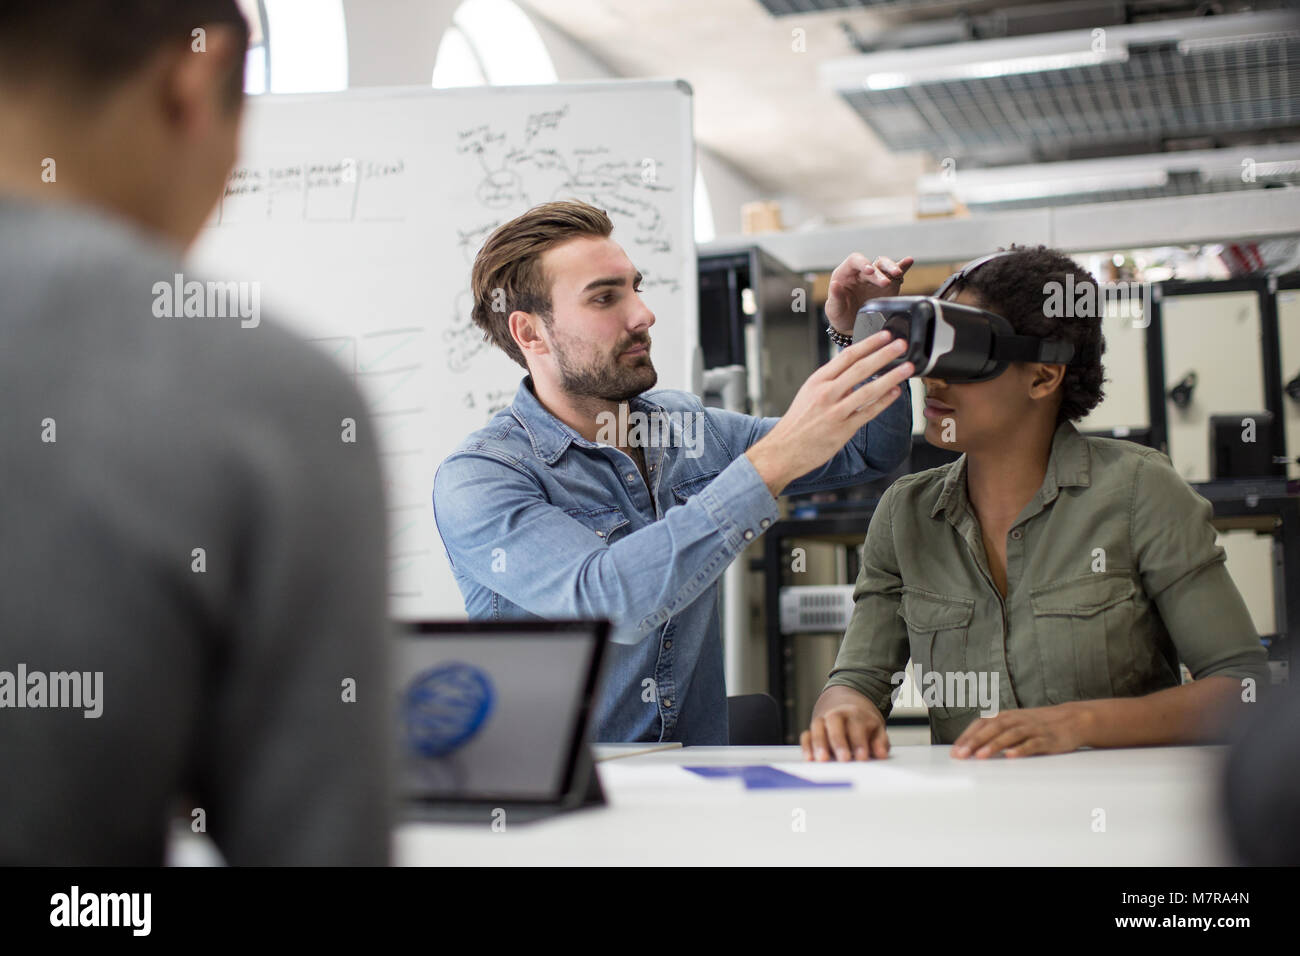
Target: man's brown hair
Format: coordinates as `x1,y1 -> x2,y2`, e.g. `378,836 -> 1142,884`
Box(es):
471,200 -> 614,370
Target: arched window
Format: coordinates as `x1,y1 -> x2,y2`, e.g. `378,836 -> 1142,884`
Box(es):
236,0 -> 269,93
239,0 -> 348,94
432,0 -> 557,88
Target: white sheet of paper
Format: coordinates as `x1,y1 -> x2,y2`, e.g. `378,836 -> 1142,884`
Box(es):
767,761 -> 975,791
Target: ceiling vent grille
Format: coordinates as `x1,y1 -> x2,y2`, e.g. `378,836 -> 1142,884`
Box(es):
827,12 -> 1300,165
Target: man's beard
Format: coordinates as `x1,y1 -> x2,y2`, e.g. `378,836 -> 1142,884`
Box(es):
553,332 -> 658,402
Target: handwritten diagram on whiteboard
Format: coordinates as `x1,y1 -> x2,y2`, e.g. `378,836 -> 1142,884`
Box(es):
190,82 -> 697,619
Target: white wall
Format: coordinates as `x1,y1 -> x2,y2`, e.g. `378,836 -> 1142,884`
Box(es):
697,149 -> 768,239
526,7 -> 616,81
341,0 -> 455,86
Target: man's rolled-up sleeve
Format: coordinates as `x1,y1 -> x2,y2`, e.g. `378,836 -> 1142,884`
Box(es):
702,383 -> 914,496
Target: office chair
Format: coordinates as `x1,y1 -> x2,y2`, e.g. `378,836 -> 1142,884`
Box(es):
727,693 -> 783,745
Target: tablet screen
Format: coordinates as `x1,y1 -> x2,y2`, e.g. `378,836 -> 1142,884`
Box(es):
395,627 -> 598,802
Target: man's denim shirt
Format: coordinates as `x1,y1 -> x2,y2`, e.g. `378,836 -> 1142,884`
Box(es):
433,375 -> 912,745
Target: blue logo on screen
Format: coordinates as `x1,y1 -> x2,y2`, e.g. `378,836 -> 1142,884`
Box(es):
403,663 -> 495,758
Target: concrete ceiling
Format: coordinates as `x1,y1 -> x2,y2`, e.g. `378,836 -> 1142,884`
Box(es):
520,1 -> 1300,225
520,0 -> 942,222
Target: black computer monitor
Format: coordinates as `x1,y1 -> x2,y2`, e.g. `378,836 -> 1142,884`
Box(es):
1210,412 -> 1282,479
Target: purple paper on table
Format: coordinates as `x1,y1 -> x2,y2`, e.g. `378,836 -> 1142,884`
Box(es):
685,765 -> 851,789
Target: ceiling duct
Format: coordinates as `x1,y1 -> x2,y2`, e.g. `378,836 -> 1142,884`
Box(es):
822,10 -> 1300,165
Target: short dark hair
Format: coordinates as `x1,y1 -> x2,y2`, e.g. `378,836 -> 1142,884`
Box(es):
0,1 -> 250,109
470,200 -> 615,370
944,245 -> 1107,424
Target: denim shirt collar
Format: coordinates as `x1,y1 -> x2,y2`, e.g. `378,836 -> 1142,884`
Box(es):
931,419 -> 1092,522
508,375 -> 670,466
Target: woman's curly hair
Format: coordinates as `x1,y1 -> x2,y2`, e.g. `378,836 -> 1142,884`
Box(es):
944,244 -> 1107,424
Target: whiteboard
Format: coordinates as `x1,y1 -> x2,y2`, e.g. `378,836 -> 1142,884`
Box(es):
190,81 -> 698,620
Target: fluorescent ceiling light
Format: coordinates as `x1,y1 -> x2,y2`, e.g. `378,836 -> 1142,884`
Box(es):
864,48 -> 1127,90
828,10 -> 1299,94
915,143 -> 1300,204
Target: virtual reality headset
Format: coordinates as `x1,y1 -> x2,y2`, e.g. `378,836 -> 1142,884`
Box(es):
852,296 -> 1075,384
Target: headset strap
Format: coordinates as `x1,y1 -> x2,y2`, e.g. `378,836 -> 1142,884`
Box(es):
935,250 -> 1015,299
991,335 -> 1075,365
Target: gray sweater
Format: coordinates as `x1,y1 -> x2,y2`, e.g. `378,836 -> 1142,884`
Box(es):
0,196 -> 391,864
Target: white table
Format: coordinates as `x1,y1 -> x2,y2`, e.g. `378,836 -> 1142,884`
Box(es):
591,742 -> 683,761
396,744 -> 1236,866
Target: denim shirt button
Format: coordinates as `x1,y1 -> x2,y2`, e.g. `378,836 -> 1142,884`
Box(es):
663,699 -> 673,708
743,529 -> 755,540
759,518 -> 771,529
1010,528 -> 1023,540
664,639 -> 672,649
625,473 -> 636,483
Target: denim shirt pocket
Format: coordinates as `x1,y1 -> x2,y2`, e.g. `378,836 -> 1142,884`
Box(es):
897,587 -> 976,719
1029,573 -> 1136,704
671,470 -> 720,504
564,505 -> 631,545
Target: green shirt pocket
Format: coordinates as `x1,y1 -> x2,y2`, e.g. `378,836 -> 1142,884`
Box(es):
1029,573 -> 1136,704
897,587 -> 976,719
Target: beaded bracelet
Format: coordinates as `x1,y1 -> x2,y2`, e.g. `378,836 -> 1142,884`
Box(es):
826,324 -> 853,348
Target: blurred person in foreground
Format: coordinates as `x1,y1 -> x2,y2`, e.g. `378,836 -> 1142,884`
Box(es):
1223,679 -> 1298,865
0,0 -> 389,863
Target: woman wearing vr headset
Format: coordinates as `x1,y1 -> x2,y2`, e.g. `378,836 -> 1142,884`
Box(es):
803,246 -> 1269,761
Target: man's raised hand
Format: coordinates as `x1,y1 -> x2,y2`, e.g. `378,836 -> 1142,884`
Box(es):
825,253 -> 915,331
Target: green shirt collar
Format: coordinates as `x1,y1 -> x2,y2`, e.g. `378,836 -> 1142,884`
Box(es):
931,420 -> 1092,522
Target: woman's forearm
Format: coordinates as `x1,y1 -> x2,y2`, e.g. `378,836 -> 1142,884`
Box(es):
1074,676 -> 1247,748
